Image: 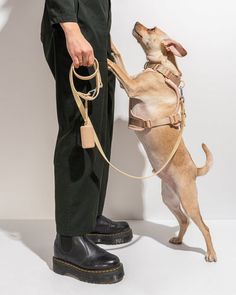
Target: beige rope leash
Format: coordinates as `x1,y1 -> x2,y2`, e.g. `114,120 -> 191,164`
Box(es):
69,58 -> 186,180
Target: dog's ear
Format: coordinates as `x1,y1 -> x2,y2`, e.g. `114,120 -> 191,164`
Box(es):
161,39 -> 187,57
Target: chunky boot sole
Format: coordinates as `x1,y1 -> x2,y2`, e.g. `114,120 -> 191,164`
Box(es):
86,228 -> 133,245
53,257 -> 124,284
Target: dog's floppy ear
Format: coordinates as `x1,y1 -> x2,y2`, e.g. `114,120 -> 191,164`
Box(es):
161,39 -> 187,57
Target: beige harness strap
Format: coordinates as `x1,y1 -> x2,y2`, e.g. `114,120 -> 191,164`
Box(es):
129,112 -> 182,129
69,59 -> 186,180
144,62 -> 181,86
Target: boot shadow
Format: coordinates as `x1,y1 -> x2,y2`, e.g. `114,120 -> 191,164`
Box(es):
0,220 -> 55,269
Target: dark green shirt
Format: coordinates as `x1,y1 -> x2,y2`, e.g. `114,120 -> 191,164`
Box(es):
41,0 -> 78,38
45,0 -> 78,25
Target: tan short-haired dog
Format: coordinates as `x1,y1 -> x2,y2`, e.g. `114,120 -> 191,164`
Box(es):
107,22 -> 217,262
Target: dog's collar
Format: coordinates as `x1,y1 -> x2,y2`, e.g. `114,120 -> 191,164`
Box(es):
144,62 -> 181,87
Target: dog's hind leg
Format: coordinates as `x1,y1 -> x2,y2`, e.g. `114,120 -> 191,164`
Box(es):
177,181 -> 217,262
161,181 -> 189,244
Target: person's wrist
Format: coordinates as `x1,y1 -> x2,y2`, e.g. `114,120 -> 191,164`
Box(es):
60,22 -> 82,37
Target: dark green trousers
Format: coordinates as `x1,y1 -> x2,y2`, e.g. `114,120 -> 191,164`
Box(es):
40,0 -> 115,235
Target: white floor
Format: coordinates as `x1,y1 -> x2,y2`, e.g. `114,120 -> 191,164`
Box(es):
0,220 -> 235,295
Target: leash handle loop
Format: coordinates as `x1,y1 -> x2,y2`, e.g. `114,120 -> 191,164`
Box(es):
71,58 -> 102,102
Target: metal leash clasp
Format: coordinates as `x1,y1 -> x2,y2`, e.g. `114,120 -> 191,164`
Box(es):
87,88 -> 97,97
87,81 -> 103,97
179,80 -> 185,103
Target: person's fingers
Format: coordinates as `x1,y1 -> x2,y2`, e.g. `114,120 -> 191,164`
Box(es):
78,54 -> 83,67
88,52 -> 95,67
73,55 -> 80,68
81,51 -> 89,67
83,49 -> 93,67
72,46 -> 94,68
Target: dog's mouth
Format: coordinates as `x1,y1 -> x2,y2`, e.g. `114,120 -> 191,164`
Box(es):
132,27 -> 143,40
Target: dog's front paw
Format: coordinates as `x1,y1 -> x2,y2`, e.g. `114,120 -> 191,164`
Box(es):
111,52 -> 118,62
205,252 -> 217,262
107,58 -> 113,70
169,237 -> 182,245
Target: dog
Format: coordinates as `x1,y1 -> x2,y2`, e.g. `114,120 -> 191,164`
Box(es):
107,22 -> 217,262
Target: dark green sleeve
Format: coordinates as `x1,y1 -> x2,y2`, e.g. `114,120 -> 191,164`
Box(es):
45,0 -> 78,25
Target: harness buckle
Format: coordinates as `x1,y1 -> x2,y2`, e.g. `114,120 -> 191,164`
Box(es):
144,120 -> 152,128
169,114 -> 181,126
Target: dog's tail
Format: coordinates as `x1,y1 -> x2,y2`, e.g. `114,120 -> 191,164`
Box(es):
197,143 -> 213,177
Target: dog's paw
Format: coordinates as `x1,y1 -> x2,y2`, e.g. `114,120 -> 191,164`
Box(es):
205,252 -> 217,262
107,59 -> 113,69
169,237 -> 182,245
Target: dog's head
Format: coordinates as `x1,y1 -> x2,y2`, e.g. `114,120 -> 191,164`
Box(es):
132,22 -> 187,61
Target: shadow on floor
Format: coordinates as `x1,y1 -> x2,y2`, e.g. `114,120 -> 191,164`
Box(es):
133,221 -> 205,255
0,220 -> 55,269
105,221 -> 205,256
0,219 -> 205,271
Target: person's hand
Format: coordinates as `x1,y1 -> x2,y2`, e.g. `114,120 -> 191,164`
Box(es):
60,22 -> 94,68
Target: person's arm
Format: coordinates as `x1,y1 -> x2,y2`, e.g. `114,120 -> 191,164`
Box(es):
46,0 -> 77,25
46,0 -> 94,68
61,22 -> 94,68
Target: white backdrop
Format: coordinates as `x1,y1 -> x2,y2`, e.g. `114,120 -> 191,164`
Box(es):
0,0 -> 235,220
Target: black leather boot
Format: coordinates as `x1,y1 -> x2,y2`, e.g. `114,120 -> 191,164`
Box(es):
86,215 -> 133,245
53,234 -> 124,284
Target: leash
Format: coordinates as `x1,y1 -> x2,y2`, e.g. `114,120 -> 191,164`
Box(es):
69,58 -> 186,180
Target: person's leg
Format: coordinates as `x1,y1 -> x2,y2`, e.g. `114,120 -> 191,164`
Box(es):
97,57 -> 116,216
96,0 -> 116,215
44,25 -> 109,236
41,25 -> 125,284
40,1 -> 126,284
86,75 -> 133,244
86,40 -> 133,245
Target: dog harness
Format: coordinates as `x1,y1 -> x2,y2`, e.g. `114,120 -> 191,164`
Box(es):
128,61 -> 186,131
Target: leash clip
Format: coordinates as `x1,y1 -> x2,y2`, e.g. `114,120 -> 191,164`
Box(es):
179,80 -> 185,102
87,81 -> 103,97
87,88 -> 97,97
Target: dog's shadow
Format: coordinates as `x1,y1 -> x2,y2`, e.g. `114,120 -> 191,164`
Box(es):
106,220 -> 205,255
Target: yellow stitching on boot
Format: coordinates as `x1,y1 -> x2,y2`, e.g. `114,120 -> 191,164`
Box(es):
54,257 -> 122,274
87,228 -> 132,237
